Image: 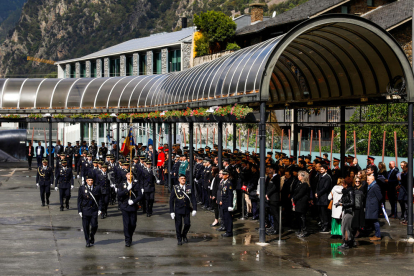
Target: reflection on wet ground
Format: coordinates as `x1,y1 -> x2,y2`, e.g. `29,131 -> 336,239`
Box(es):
1,166 -> 414,275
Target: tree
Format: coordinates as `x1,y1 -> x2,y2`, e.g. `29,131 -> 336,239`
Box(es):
193,10 -> 238,56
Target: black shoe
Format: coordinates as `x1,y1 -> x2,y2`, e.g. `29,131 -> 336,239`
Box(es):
266,230 -> 278,235
201,206 -> 207,209
66,204 -> 69,209
90,237 -> 94,245
252,217 -> 258,221
298,232 -> 307,238
177,240 -> 182,245
41,203 -> 45,207
319,227 -> 329,233
46,199 -> 49,205
221,233 -> 233,237
60,207 -> 64,211
101,214 -> 104,219
206,207 -> 212,211
86,243 -> 91,247
125,243 -> 130,247
210,223 -> 219,227
183,237 -> 188,243
217,227 -> 226,232
338,243 -> 350,249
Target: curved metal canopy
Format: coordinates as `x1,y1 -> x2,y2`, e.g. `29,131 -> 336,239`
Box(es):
0,15 -> 413,113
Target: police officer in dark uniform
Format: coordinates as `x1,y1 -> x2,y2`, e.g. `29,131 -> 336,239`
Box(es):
78,175 -> 102,247
55,160 -> 74,211
117,172 -> 143,247
73,141 -> 81,172
80,141 -> 89,155
98,142 -> 108,161
170,174 -> 197,245
89,140 -> 98,160
64,142 -> 74,169
220,169 -> 234,237
36,159 -> 54,206
77,151 -> 88,180
96,165 -> 110,218
81,154 -> 93,185
142,160 -> 156,217
171,155 -> 181,187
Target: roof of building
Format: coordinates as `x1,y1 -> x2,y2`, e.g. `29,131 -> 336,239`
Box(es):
56,27 -> 196,64
362,0 -> 413,31
236,0 -> 350,35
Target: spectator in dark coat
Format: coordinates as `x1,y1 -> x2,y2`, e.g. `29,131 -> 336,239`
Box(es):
26,142 -> 34,170
385,161 -> 399,218
398,161 -> 409,224
292,170 -> 310,237
265,164 -> 280,235
365,175 -> 383,241
315,164 -> 332,233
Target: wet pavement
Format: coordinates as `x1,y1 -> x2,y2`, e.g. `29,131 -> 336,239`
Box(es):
0,164 -> 414,275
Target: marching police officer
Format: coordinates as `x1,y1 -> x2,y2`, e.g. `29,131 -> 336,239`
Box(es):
78,175 -> 102,247
220,169 -> 234,237
55,160 -> 74,211
170,174 -> 197,245
171,155 -> 181,186
98,142 -> 108,161
73,141 -> 81,172
117,172 -> 143,247
142,160 -> 156,217
36,159 -> 54,206
81,154 -> 93,185
96,165 -> 110,218
77,151 -> 88,180
89,140 -> 98,160
80,141 -> 89,155
64,142 -> 74,169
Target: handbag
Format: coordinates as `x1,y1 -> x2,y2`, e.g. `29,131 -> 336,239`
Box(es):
327,192 -> 333,210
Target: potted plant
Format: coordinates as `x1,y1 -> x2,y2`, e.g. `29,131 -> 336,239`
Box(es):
227,104 -> 255,122
117,113 -> 128,122
165,110 -> 183,122
192,107 -> 213,122
53,114 -> 67,121
182,107 -> 193,122
28,114 -> 43,120
213,105 -> 232,121
148,111 -> 162,122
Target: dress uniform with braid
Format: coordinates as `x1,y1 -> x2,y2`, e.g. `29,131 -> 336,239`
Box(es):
36,160 -> 54,206
96,165 -> 111,218
55,161 -> 74,211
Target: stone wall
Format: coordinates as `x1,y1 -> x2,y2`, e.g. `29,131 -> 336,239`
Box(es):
120,55 -> 126,76
161,48 -> 168,74
75,62 -> 80,78
147,51 -> 153,75
96,59 -> 102,78
182,42 -> 192,70
86,61 -> 91,78
104,58 -> 110,77
133,53 -> 139,76
193,50 -> 234,67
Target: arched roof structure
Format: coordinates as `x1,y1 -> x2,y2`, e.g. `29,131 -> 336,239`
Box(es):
0,14 -> 413,114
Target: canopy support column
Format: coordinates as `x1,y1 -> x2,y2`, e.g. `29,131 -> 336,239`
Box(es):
173,123 -> 177,144
48,118 -> 53,169
293,110 -> 298,159
168,122 -> 172,190
407,102 -> 413,238
340,106 -> 346,176
116,123 -> 120,161
152,123 -> 156,167
189,122 -> 194,187
233,123 -> 237,152
259,102 -> 267,244
218,122 -> 223,170
80,123 -> 84,144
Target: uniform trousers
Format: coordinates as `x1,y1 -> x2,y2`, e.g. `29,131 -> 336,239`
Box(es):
82,214 -> 98,242
175,213 -> 191,241
269,203 -> 280,230
203,188 -> 210,208
39,184 -> 51,204
144,192 -> 154,214
223,208 -> 233,235
101,194 -> 110,214
121,210 -> 137,243
59,188 -> 71,207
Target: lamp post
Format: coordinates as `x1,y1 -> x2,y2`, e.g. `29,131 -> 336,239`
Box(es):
44,113 -> 53,168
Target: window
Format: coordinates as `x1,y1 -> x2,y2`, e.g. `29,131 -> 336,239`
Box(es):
99,124 -> 104,137
80,63 -> 86,78
153,52 -> 162,74
70,64 -> 76,78
140,54 -> 147,75
110,58 -> 120,77
367,0 -> 373,7
126,56 -> 134,76
168,49 -> 181,72
341,5 -> 348,14
91,61 -> 97,78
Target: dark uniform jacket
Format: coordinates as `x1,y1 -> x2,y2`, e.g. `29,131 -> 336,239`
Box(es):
266,174 -> 280,204
169,184 -> 197,215
142,168 -> 156,193
221,179 -> 234,209
36,166 -> 54,186
98,147 -> 108,160
171,161 -> 181,178
56,167 -> 74,189
96,171 -> 110,194
117,181 -> 143,212
64,146 -> 74,160
89,145 -> 98,158
203,166 -> 212,189
77,184 -> 101,216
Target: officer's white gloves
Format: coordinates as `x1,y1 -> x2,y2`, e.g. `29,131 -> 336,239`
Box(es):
128,200 -> 134,205
110,184 -> 114,188
79,212 -> 82,218
192,210 -> 197,217
127,183 -> 132,191
171,213 -> 175,220
114,188 -> 118,192
98,211 -> 102,216
55,187 -> 59,191
82,177 -> 84,183
77,175 -> 80,179
141,189 -> 144,194
156,180 -> 160,184
71,185 -> 74,190
228,207 -> 234,212
50,184 -> 53,187
36,183 -> 39,188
